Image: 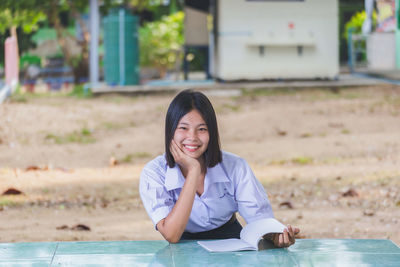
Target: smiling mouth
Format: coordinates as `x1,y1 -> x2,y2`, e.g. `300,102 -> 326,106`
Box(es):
183,144 -> 201,152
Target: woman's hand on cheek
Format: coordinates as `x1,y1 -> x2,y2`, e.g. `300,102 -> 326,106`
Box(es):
170,140 -> 201,174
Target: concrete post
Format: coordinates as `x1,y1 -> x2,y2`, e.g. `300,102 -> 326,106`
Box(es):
396,0 -> 400,69
90,0 -> 100,87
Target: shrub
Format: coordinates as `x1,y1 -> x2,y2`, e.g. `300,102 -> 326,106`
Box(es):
139,11 -> 184,76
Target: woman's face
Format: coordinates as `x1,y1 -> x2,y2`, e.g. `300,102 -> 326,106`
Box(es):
173,109 -> 210,160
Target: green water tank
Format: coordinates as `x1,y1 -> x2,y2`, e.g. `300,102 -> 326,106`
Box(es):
103,9 -> 139,85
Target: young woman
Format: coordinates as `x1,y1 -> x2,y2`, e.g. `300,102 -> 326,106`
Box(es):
139,89 -> 300,245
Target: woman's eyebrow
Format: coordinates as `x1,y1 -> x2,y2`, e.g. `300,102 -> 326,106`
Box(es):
178,122 -> 207,127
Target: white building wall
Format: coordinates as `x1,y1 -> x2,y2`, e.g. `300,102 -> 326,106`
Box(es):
367,32 -> 396,70
214,0 -> 339,80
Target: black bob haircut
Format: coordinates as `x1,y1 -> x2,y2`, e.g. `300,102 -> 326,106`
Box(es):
165,89 -> 222,168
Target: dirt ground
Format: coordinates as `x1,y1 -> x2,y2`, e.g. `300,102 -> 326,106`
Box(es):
0,85 -> 399,245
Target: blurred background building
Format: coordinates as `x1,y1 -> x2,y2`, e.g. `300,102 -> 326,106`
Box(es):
1,0 -> 400,97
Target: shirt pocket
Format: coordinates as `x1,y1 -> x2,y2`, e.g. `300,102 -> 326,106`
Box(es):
207,186 -> 237,222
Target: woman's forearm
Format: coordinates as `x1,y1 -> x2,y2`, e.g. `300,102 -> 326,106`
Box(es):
157,170 -> 200,243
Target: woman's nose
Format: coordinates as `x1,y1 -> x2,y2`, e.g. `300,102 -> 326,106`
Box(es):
187,129 -> 197,139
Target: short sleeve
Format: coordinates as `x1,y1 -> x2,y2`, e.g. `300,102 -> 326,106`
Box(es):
139,166 -> 174,228
234,158 -> 274,223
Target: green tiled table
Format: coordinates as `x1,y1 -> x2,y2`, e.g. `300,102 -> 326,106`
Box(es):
1,239 -> 399,266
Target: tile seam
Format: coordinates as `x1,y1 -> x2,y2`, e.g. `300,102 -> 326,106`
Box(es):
49,243 -> 59,266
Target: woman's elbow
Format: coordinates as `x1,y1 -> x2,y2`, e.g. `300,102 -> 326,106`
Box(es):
158,220 -> 182,243
167,236 -> 180,244
163,232 -> 181,243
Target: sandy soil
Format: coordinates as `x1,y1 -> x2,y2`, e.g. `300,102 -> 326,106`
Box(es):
0,85 -> 399,245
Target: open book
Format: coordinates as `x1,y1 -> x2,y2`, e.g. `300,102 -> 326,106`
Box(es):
197,218 -> 285,252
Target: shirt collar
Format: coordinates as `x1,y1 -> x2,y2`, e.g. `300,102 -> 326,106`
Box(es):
165,165 -> 186,191
164,162 -> 229,191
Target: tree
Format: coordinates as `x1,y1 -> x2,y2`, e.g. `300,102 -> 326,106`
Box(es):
139,11 -> 184,77
0,1 -> 46,70
40,0 -> 169,83
0,0 -> 176,82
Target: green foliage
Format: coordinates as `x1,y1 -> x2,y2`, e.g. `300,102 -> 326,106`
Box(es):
68,84 -> 92,98
344,11 -> 377,41
0,5 -> 46,34
20,53 -> 41,68
139,11 -> 184,71
291,157 -> 314,165
120,152 -> 152,163
45,128 -> 96,144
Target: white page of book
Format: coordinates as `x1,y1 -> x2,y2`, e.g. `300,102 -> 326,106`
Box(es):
240,218 -> 286,249
197,238 -> 254,252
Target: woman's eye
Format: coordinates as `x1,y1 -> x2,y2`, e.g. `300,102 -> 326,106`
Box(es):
199,128 -> 208,131
179,127 -> 187,130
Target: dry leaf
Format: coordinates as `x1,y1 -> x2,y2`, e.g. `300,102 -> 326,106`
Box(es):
25,166 -> 40,171
275,128 -> 287,136
2,188 -> 23,195
109,157 -> 118,166
71,224 -> 91,231
363,209 -> 374,216
342,188 -> 359,197
56,225 -> 69,230
25,166 -> 48,171
279,201 -> 294,209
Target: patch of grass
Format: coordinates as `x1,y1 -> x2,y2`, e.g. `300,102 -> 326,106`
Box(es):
68,84 -> 92,98
100,121 -> 135,131
0,198 -> 17,207
10,86 -> 69,102
221,103 -> 240,112
291,156 -> 314,165
241,87 -> 297,97
321,157 -> 345,164
384,96 -> 400,107
341,129 -> 351,134
300,133 -> 312,138
41,188 -> 50,194
132,152 -> 152,159
45,128 -> 96,144
18,137 -> 30,145
101,122 -> 125,131
121,154 -> 133,163
119,152 -> 152,163
101,94 -> 138,104
301,88 -> 370,102
9,94 -> 28,103
268,159 -> 288,165
81,128 -> 91,136
269,157 -> 314,165
155,105 -> 165,112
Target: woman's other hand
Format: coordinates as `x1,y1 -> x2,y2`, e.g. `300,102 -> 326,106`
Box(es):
267,225 -> 300,248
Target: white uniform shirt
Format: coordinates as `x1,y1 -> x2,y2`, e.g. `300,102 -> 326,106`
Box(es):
139,151 -> 274,233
